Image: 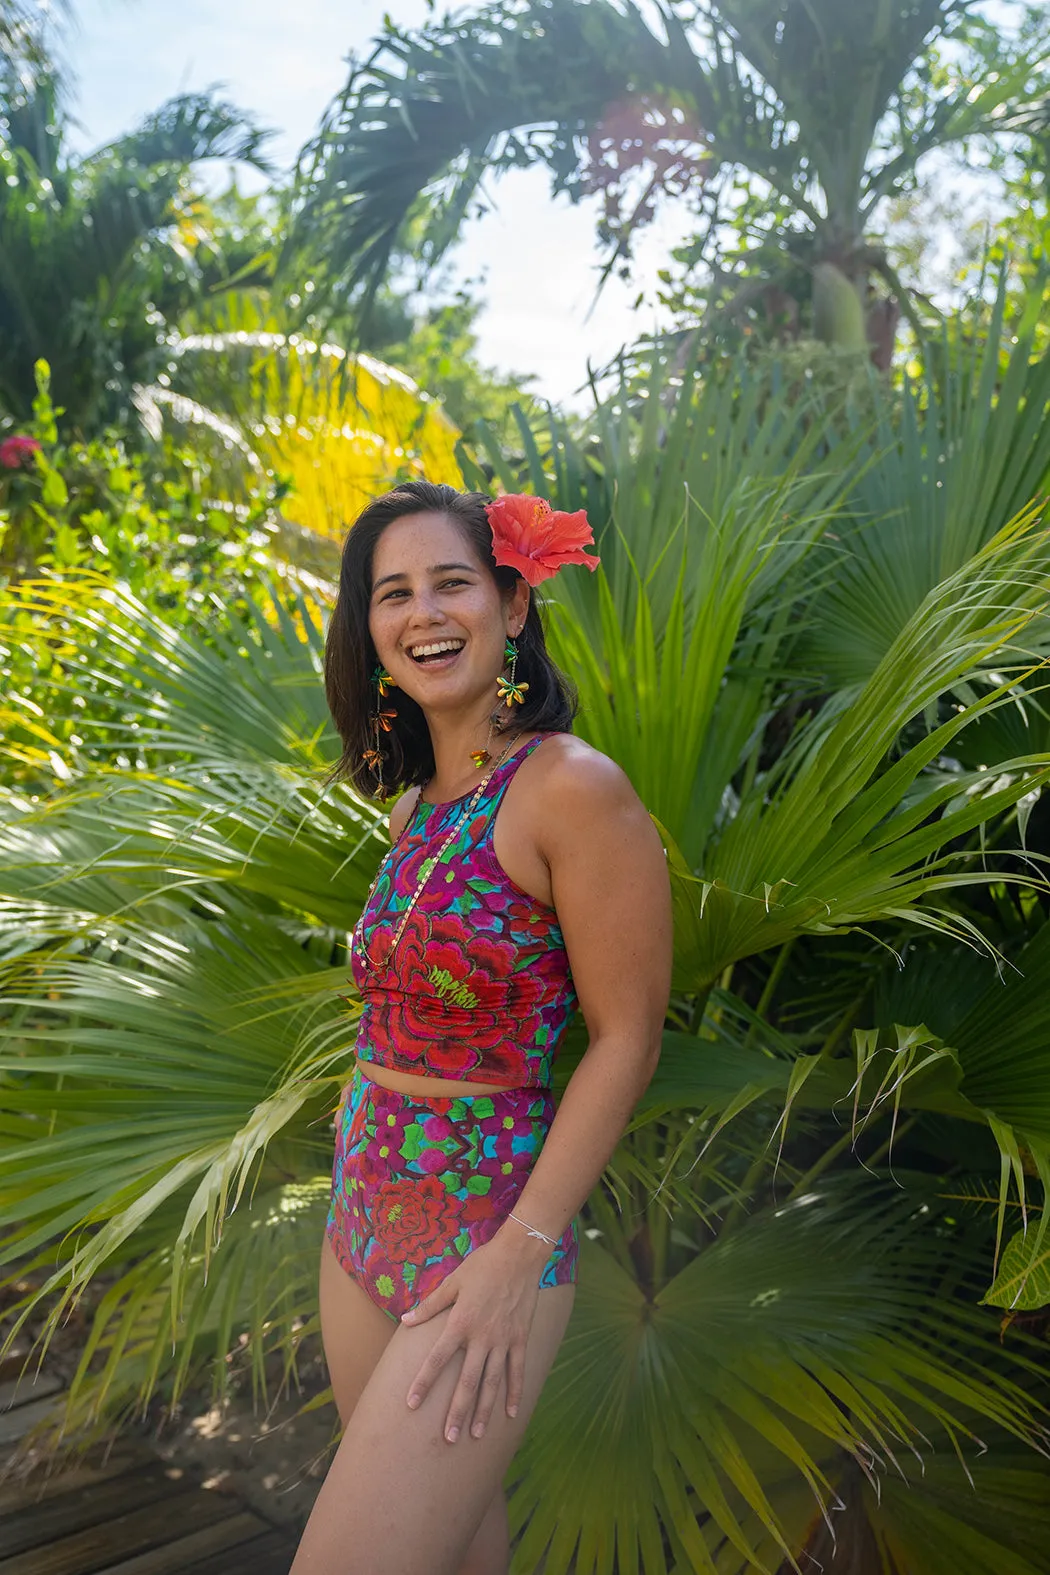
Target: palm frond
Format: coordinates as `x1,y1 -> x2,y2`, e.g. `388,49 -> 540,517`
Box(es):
510,1179 -> 1049,1575
89,91 -> 274,174
155,328 -> 463,535
287,0 -> 666,312
804,283 -> 1050,687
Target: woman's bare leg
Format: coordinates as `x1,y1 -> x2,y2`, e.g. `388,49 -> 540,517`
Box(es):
315,1234 -> 530,1574
296,1273 -> 574,1575
319,1235 -> 398,1424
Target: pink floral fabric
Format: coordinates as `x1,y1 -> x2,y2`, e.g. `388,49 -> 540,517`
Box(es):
326,1069 -> 578,1319
350,735 -> 576,1088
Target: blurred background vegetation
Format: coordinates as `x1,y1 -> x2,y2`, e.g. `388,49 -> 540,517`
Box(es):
4,2 -> 1050,1571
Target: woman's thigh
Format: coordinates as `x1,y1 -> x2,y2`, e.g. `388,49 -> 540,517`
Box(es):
292,1281 -> 574,1575
318,1233 -> 398,1426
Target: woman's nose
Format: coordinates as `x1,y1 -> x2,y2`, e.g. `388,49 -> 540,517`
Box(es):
407,589 -> 446,625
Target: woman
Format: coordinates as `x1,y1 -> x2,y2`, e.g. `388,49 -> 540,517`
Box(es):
292,481 -> 671,1575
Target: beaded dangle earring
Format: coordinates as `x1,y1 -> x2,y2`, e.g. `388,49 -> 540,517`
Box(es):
364,666 -> 397,797
496,635 -> 529,709
469,736 -> 493,770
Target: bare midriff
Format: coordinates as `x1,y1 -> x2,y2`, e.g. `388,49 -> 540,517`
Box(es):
358,1061 -> 515,1099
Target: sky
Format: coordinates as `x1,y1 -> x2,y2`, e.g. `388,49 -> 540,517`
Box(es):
67,0 -> 694,407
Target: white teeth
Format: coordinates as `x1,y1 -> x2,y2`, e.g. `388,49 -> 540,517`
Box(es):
409,639 -> 465,658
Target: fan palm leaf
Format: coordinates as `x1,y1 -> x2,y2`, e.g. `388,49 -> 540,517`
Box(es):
552,500 -> 1050,961
803,285 -> 1050,686
509,1181 -> 1048,1575
460,348 -> 858,648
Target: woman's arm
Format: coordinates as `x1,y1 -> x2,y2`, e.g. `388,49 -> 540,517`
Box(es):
401,746 -> 672,1439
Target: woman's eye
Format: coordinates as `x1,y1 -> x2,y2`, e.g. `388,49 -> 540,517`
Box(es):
375,578 -> 467,602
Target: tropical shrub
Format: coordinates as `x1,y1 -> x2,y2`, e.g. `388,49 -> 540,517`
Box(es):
0,57 -> 272,430
3,306 -> 1050,1571
141,309 -> 463,542
0,363 -> 277,589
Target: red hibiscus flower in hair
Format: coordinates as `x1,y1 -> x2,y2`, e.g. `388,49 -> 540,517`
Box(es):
0,434 -> 41,470
485,494 -> 599,587
372,1174 -> 460,1262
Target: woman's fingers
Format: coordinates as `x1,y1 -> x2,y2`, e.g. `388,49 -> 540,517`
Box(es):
405,1327 -> 459,1411
468,1348 -> 507,1439
505,1340 -> 527,1419
443,1346 -> 490,1443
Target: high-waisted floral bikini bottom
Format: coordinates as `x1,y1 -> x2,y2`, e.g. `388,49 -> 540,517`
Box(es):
325,1067 -> 578,1320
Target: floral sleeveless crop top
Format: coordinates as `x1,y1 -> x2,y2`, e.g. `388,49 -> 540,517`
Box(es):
350,735 -> 577,1089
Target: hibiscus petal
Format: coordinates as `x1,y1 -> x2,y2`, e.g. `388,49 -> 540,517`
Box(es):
544,547 -> 601,572
491,541 -> 560,586
544,509 -> 594,549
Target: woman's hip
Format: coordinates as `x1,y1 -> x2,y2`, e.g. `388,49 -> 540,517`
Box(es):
326,1066 -> 577,1317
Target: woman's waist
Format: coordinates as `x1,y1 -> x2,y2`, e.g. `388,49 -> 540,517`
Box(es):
352,1023 -> 556,1094
355,1060 -> 526,1101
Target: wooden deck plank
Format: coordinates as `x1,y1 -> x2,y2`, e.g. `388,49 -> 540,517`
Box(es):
0,1466 -> 178,1558
0,1372 -> 64,1411
0,1389 -> 66,1446
0,1360 -> 300,1575
92,1512 -> 284,1575
0,1454 -> 150,1516
0,1485 -> 240,1575
175,1529 -> 295,1575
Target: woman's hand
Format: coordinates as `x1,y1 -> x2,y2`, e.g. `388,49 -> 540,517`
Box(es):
400,1226 -> 550,1443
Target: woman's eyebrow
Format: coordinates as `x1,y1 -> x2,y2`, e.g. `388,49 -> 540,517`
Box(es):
372,562 -> 477,591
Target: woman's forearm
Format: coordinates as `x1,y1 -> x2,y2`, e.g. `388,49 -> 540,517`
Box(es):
502,1035 -> 660,1244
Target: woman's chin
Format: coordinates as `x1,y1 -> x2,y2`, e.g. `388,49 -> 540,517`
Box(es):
404,676 -> 497,719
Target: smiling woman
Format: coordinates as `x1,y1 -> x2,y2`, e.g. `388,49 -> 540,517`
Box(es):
293,480 -> 673,1575
323,483 -> 578,800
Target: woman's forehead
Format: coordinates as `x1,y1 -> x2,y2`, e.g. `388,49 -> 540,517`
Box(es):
372,511 -> 478,571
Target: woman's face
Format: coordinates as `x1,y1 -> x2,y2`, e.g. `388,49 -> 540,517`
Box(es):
368,511 -> 528,716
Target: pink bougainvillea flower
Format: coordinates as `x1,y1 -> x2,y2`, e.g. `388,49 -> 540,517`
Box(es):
484,494 -> 600,587
0,434 -> 42,470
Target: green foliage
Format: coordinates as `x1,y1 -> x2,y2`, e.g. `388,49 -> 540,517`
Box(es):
4,303 -> 1050,1568
0,362 -> 277,588
0,47 -> 272,427
0,363 -> 288,797
292,0 -> 1050,354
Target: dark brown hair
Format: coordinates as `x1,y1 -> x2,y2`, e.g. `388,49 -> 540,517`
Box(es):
324,480 -> 576,796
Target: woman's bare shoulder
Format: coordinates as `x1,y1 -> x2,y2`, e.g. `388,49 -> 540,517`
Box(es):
527,734 -> 638,815
388,785 -> 422,843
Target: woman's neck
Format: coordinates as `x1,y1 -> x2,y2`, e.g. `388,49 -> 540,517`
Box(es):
423,705 -> 520,801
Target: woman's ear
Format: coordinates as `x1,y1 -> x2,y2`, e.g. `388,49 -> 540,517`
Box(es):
506,577 -> 531,636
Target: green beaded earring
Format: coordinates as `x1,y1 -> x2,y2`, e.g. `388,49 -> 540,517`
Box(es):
496,635 -> 529,708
